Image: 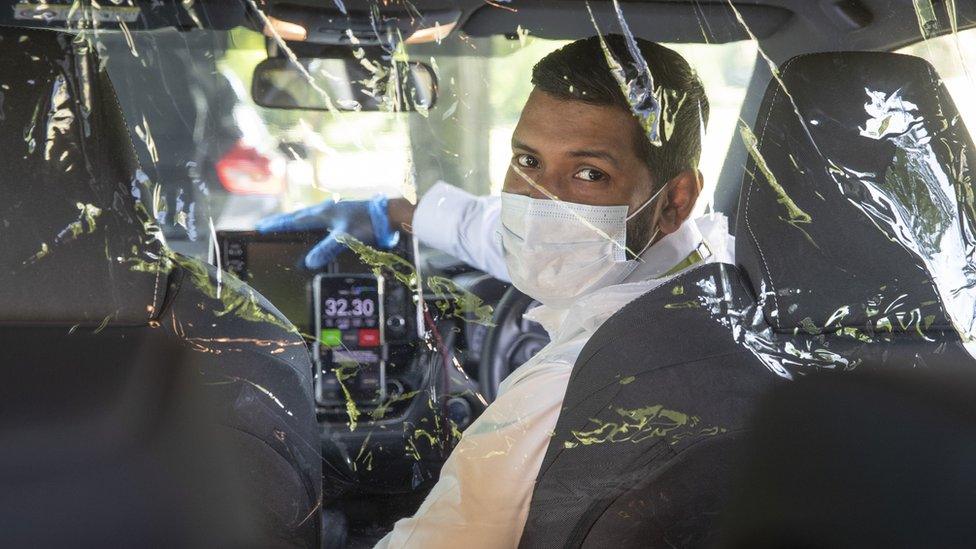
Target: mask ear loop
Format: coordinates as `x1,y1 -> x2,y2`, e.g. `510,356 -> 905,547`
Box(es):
626,181 -> 669,221
625,183 -> 669,261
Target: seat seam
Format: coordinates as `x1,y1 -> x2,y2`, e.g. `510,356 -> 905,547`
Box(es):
745,57 -> 804,331
98,78 -> 165,320
746,74 -> 782,326
4,25 -> 165,320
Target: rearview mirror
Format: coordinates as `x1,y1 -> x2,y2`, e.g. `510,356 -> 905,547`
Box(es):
251,57 -> 437,112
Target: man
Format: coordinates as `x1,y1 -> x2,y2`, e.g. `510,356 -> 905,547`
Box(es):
259,34 -> 733,546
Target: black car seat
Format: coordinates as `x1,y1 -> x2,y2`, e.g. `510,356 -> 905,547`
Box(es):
519,50 -> 976,548
0,27 -> 321,547
0,329 -> 265,547
719,369 -> 976,548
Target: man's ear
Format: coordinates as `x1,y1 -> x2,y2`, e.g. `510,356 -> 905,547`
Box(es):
658,169 -> 702,235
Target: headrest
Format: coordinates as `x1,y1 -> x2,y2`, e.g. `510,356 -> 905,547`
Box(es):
735,52 -> 976,341
0,27 -> 168,326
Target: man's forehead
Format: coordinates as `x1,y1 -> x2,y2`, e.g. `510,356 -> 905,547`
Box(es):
513,90 -> 641,157
520,89 -> 636,127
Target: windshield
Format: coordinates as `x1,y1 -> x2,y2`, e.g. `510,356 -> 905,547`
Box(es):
97,28 -> 757,257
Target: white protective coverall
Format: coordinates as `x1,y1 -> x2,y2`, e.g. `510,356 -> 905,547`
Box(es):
376,182 -> 735,548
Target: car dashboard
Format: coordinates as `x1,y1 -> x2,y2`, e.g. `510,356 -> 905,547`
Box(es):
215,229 -> 501,497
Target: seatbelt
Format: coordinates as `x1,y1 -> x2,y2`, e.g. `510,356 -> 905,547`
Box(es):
662,240 -> 712,278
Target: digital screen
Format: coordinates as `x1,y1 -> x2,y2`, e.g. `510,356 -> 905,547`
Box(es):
237,241 -> 312,333
319,281 -> 380,330
316,275 -> 385,404
323,294 -> 377,318
316,276 -> 382,351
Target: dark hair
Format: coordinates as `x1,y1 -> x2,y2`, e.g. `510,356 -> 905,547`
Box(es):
531,34 -> 709,187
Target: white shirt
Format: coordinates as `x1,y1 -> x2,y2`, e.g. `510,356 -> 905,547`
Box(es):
377,182 -> 735,549
412,182 -> 509,282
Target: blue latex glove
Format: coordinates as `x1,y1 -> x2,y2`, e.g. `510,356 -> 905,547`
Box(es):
255,195 -> 398,269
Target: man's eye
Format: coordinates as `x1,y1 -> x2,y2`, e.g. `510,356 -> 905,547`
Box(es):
515,154 -> 539,168
574,168 -> 606,182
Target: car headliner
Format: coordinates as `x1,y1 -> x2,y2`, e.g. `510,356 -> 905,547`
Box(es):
2,0 -> 974,56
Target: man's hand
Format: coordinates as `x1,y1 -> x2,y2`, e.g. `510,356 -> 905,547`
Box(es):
255,195 -> 402,269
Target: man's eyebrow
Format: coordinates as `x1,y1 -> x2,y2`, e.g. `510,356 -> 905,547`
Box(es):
568,149 -> 621,169
512,140 -> 622,169
511,139 -> 538,154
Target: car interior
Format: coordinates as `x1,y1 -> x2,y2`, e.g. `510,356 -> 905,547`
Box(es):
525,47 -> 976,546
0,28 -> 320,546
2,0 -> 976,547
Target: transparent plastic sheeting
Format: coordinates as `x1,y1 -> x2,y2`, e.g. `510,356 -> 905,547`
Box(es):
0,6 -> 489,510
0,27 -> 326,544
5,0 -> 976,538
506,0 -> 976,464
851,88 -> 976,354
719,0 -> 976,368
592,0 -> 663,146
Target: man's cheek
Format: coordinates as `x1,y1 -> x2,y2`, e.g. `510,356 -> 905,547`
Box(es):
501,168 -> 521,194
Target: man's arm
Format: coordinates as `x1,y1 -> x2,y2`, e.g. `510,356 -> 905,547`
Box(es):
392,182 -> 509,282
257,182 -> 508,279
373,365 -> 568,548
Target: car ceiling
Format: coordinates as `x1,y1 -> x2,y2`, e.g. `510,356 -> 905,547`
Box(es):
467,0 -> 975,60
2,0 -> 974,60
266,0 -> 976,59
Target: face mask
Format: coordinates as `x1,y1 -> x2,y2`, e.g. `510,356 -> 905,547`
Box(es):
499,185 -> 666,307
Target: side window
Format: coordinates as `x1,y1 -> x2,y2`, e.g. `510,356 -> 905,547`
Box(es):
898,30 -> 976,139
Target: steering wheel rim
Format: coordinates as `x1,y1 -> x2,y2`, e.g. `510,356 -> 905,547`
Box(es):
479,286 -> 550,402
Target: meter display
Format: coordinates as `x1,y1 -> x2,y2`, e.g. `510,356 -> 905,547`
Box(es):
314,274 -> 386,405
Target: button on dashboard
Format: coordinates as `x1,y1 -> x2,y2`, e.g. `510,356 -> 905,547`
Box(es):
358,328 -> 380,347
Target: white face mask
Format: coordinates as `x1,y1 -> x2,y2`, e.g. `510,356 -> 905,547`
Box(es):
499,185 -> 666,307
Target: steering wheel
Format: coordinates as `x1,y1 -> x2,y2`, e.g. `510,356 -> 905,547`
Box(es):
479,286 -> 550,402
